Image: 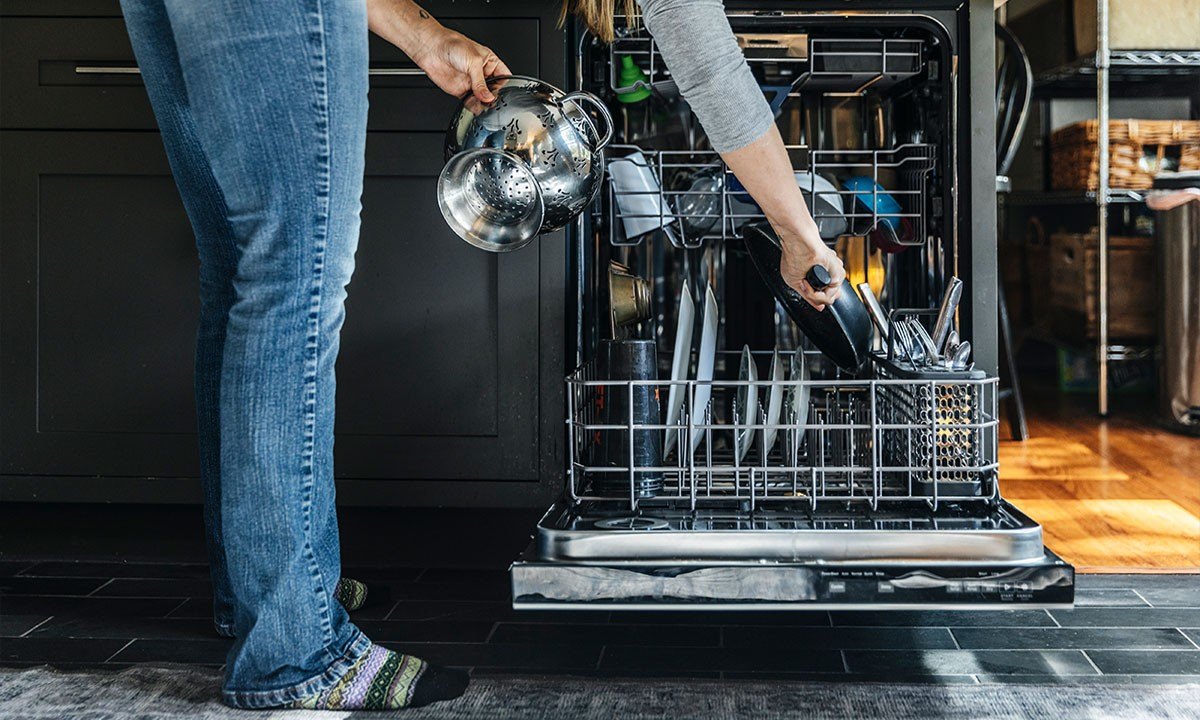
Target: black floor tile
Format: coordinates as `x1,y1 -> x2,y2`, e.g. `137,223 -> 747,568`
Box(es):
415,568 -> 511,585
598,645 -> 844,674
92,578 -> 213,598
0,615 -> 50,637
354,620 -> 495,644
974,674 -> 1133,685
377,642 -> 601,671
0,596 -> 186,618
843,649 -> 1098,677
1,637 -> 130,664
722,626 -> 956,650
490,622 -> 720,648
390,580 -> 510,603
108,638 -> 231,665
616,611 -> 831,627
26,616 -> 217,641
0,561 -> 35,577
17,561 -> 212,580
0,576 -> 110,596
1049,608 -> 1200,628
1135,587 -> 1200,608
830,610 -> 1056,627
721,671 -> 979,684
1073,589 -> 1149,607
1073,574 -> 1198,591
339,566 -> 425,584
386,601 -> 606,624
1086,650 -> 1200,675
162,597 -> 214,619
952,627 -> 1195,650
1125,674 -> 1200,685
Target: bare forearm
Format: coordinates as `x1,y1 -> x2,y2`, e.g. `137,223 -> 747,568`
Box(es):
366,0 -> 443,63
721,125 -> 820,247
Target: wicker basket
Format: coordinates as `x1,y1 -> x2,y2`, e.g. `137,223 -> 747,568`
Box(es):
1050,119 -> 1200,191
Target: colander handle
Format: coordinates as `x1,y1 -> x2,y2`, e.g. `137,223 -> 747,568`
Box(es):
562,91 -> 614,150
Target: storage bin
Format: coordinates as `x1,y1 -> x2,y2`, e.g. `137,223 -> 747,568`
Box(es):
1073,0 -> 1200,57
1049,231 -> 1155,342
1050,119 -> 1200,191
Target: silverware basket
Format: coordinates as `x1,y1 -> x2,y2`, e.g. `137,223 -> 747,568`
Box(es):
566,351 -> 1000,511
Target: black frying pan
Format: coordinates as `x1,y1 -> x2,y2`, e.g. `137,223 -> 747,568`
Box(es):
742,223 -> 872,373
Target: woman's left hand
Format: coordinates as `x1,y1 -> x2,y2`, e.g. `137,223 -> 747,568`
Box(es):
411,27 -> 510,104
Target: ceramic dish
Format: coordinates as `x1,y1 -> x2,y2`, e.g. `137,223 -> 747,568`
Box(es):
782,347 -> 811,464
734,345 -> 760,464
843,176 -> 901,237
663,281 -> 695,459
762,348 -> 786,456
690,285 -> 719,455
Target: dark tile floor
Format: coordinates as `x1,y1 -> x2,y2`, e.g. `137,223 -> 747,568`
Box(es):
2,559 -> 1198,684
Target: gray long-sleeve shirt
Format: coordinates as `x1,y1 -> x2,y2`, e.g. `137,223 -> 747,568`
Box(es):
637,0 -> 774,153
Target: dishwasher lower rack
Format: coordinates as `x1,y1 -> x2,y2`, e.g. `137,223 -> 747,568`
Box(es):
567,352 -> 999,512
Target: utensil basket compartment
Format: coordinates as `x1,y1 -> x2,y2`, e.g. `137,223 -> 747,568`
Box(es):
566,351 -> 1000,511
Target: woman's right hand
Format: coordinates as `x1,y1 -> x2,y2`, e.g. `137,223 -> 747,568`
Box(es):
779,227 -> 846,311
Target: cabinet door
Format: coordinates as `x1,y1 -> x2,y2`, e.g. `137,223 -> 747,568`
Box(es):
0,131 -> 201,479
332,132 -> 543,483
0,130 -> 561,501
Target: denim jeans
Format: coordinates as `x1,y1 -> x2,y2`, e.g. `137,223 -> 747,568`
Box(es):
121,0 -> 371,707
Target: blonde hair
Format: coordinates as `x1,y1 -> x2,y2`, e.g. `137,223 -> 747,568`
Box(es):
560,0 -> 639,44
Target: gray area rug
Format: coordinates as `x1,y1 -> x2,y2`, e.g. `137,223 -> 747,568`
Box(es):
2,665 -> 1198,720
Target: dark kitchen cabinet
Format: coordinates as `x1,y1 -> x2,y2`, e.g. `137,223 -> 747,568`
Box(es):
0,2 -> 567,506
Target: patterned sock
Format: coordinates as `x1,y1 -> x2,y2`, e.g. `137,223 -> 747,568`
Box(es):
334,577 -> 369,612
290,644 -> 469,710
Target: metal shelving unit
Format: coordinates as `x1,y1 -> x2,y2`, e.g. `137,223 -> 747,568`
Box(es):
1029,0 -> 1200,416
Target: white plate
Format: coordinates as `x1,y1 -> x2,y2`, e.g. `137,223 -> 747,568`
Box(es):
762,347 -> 786,455
690,286 -> 719,455
663,281 -> 695,459
734,345 -> 759,464
783,348 -> 811,464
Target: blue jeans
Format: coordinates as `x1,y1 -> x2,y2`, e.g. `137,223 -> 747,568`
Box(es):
121,0 -> 371,707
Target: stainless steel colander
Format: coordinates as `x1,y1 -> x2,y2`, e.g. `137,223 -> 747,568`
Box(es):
438,76 -> 613,251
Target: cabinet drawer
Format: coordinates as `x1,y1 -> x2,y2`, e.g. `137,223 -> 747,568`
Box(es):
2,16 -> 542,131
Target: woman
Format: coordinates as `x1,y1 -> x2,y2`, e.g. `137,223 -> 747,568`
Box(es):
123,0 -> 842,711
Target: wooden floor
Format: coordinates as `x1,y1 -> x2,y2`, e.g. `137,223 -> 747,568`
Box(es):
999,378 -> 1200,573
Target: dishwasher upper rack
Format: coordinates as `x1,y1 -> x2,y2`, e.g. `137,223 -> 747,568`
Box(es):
608,26 -> 925,96
605,144 -> 935,247
566,351 -> 1000,513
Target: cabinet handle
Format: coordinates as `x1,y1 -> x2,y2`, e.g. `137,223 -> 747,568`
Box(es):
368,67 -> 426,76
73,65 -> 424,77
75,65 -> 141,75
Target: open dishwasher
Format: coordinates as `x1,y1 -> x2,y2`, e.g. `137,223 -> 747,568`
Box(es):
511,7 -> 1075,610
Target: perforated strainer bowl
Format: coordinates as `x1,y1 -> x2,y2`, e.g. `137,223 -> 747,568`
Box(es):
437,147 -> 545,252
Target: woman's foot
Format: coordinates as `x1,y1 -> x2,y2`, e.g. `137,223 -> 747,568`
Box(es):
333,577 -> 369,612
290,644 -> 469,710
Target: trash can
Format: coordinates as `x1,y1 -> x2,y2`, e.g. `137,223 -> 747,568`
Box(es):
1147,172 -> 1200,435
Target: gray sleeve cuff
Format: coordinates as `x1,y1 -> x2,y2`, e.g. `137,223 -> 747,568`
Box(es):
637,0 -> 775,152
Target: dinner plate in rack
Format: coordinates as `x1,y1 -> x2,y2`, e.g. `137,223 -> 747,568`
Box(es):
762,347 -> 785,456
690,286 -> 719,456
734,345 -> 759,464
663,281 -> 695,459
782,347 -> 811,466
